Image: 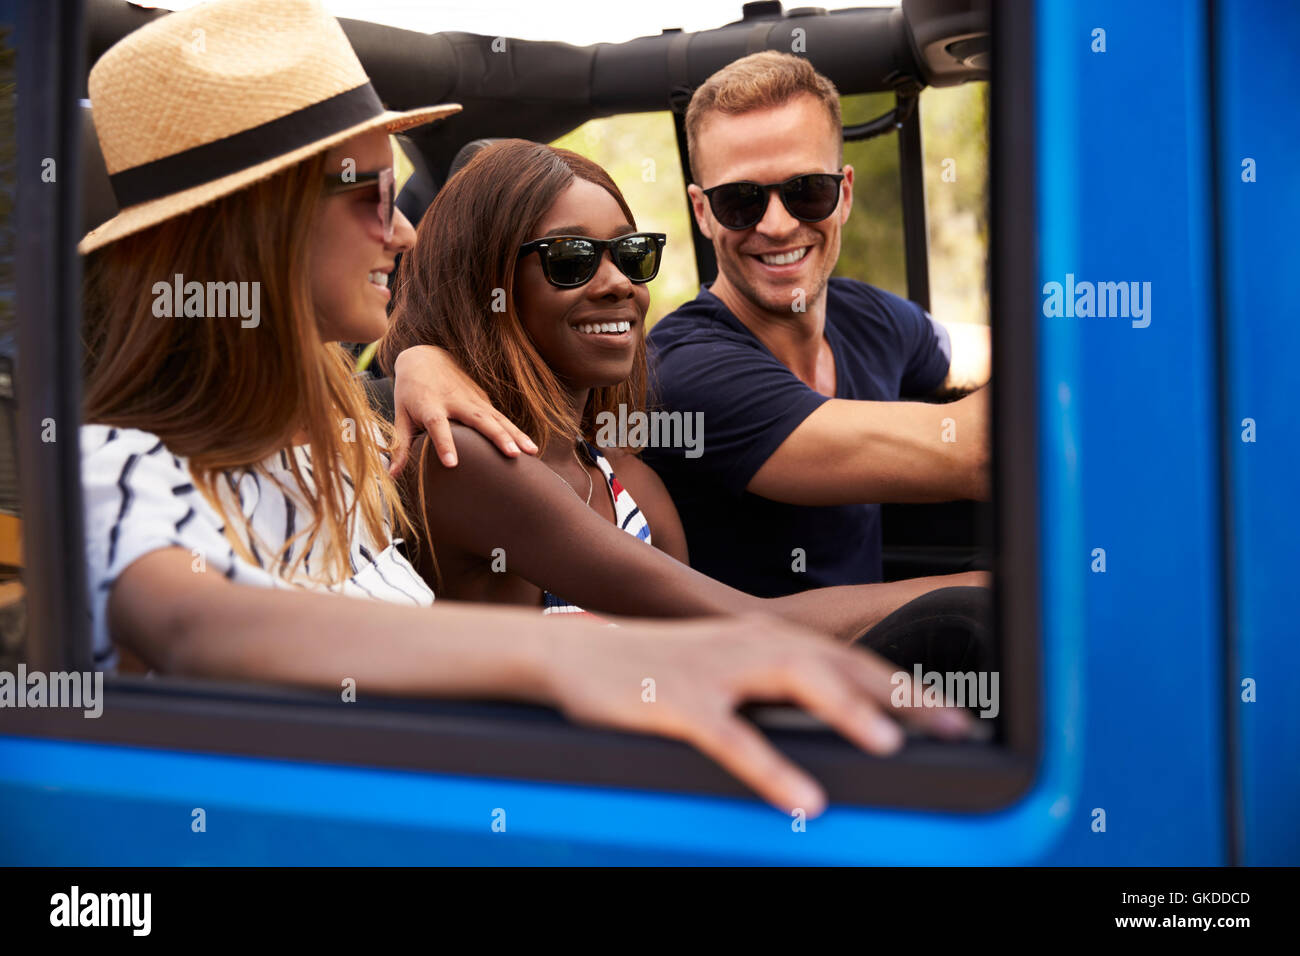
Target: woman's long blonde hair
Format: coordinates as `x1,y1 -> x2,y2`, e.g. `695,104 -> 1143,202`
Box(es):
81,153 -> 410,585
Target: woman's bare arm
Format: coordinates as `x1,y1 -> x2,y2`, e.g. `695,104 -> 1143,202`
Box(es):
419,425 -> 987,639
417,425 -> 757,618
107,547 -> 975,815
763,571 -> 991,642
112,548 -> 555,699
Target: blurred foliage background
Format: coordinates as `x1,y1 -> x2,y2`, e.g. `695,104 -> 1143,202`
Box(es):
548,81 -> 989,328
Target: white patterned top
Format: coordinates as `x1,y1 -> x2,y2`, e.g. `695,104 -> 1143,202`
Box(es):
80,424 -> 434,669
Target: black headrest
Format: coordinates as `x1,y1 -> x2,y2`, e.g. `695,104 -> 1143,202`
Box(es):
448,139 -> 502,180
396,138 -> 503,231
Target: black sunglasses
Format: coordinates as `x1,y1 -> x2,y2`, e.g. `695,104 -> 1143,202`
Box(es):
701,172 -> 845,231
323,167 -> 396,242
517,232 -> 667,288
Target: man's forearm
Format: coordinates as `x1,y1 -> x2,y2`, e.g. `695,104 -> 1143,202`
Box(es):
848,393 -> 988,501
749,389 -> 990,506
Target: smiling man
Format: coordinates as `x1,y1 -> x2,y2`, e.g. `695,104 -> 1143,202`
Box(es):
643,52 -> 991,597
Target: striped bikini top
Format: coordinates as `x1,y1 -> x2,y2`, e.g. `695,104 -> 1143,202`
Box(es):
542,442 -> 652,618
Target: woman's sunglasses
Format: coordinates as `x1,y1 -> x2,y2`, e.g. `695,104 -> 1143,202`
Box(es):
701,172 -> 845,231
518,232 -> 667,289
323,167 -> 397,242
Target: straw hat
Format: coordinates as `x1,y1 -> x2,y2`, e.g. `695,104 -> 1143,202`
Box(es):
79,0 -> 461,253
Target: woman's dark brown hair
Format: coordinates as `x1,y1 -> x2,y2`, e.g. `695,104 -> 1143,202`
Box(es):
378,139 -> 648,452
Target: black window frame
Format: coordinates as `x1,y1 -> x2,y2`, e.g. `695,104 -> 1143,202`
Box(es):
5,0 -> 1040,815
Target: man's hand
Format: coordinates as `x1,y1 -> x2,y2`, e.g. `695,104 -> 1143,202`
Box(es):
389,345 -> 538,474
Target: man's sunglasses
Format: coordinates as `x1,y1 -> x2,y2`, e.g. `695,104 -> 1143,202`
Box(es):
701,172 -> 845,231
517,232 -> 667,289
323,167 -> 397,242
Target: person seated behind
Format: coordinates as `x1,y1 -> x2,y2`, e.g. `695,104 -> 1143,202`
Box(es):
642,51 -> 992,598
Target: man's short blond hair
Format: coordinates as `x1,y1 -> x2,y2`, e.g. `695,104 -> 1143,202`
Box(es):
685,51 -> 843,184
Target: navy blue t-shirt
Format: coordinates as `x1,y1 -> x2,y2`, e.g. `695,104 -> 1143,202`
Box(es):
643,278 -> 951,597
